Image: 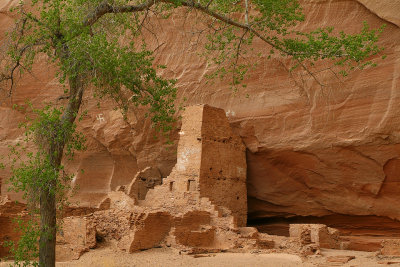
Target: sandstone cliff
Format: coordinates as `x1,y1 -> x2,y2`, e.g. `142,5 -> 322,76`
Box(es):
0,0 -> 400,225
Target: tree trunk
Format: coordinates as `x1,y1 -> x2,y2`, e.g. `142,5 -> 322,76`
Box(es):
39,143 -> 63,267
39,184 -> 56,267
38,72 -> 84,266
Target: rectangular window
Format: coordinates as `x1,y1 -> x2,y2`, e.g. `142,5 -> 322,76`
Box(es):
187,180 -> 196,191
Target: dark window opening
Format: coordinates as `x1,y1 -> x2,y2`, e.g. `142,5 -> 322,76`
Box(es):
187,180 -> 196,191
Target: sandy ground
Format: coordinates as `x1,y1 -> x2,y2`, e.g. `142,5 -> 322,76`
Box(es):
2,247 -> 400,266
59,248 -> 305,267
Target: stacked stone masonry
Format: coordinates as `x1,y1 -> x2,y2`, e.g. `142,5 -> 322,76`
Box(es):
54,106 -> 400,260
55,105 -> 271,260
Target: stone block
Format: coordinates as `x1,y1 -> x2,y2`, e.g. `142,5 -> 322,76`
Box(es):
238,227 -> 259,239
128,211 -> 172,252
174,211 -> 215,248
290,224 -> 340,249
381,239 -> 400,256
327,255 -> 355,264
56,216 -> 96,261
256,233 -> 275,249
290,224 -> 312,245
310,224 -> 340,249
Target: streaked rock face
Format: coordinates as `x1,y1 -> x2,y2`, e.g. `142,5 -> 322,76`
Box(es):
0,0 -> 400,226
0,197 -> 27,258
358,0 -> 400,27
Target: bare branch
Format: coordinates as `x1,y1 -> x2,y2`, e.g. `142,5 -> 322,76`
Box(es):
83,0 -> 158,27
296,59 -> 326,87
231,28 -> 249,88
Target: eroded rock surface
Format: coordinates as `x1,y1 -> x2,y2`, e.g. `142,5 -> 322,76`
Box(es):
0,197 -> 27,258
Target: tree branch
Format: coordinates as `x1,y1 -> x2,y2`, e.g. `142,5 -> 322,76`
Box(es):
82,0 -> 280,49
83,0 -> 158,27
84,0 -> 329,58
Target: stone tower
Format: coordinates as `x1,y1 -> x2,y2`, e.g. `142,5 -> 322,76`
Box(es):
143,104 -> 247,226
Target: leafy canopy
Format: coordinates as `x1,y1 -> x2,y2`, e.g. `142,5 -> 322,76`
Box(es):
6,0 -> 178,132
3,0 -> 385,117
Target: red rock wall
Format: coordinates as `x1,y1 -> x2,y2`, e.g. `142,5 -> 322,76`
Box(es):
0,0 -> 400,224
0,199 -> 27,258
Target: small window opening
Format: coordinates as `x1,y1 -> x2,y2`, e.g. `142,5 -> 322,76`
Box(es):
96,233 -> 104,243
187,180 -> 196,191
169,181 -> 174,191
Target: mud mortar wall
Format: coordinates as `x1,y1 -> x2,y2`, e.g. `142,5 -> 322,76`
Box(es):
174,105 -> 203,185
199,106 -> 247,226
142,105 -> 247,227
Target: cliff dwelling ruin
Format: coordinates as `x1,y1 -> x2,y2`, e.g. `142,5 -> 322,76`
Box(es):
0,101 -> 399,267
54,104 -> 263,260
55,105 -> 400,262
2,104 -> 400,263
1,103 -> 400,266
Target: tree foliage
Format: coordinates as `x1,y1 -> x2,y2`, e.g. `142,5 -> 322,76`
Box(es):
3,104 -> 85,267
5,0 -> 178,132
2,0 -> 385,101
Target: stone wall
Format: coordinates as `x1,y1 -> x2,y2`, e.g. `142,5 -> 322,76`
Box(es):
143,105 -> 247,227
199,106 -> 247,226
